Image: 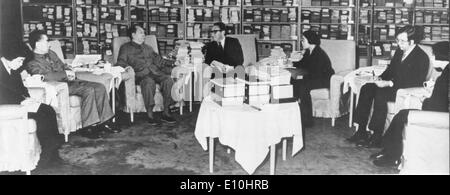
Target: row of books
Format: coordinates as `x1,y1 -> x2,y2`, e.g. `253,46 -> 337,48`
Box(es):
424,26 -> 450,41
23,0 -> 72,3
257,42 -> 293,57
187,0 -> 239,6
415,0 -> 448,7
186,7 -> 240,23
23,6 -> 72,21
59,40 -> 75,57
360,0 -> 413,7
100,7 -> 126,20
244,0 -> 298,6
243,24 -> 297,40
76,5 -> 98,21
186,23 -> 239,38
158,40 -> 177,56
359,9 -> 412,24
24,22 -> 73,37
415,10 -> 449,24
303,24 -> 350,39
148,23 -> 180,37
148,8 -> 182,21
77,39 -> 99,54
243,8 -> 298,22
302,0 -> 351,6
301,9 -> 351,24
76,22 -> 98,37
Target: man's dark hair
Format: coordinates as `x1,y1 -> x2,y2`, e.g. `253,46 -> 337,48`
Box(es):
302,30 -> 321,45
28,30 -> 47,50
213,22 -> 226,32
396,25 -> 424,44
128,25 -> 143,39
432,41 -> 449,61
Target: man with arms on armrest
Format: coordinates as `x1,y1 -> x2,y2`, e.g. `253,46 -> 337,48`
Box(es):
26,30 -> 121,139
116,25 -> 176,125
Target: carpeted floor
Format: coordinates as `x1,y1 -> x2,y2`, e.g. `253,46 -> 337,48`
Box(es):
3,104 -> 399,175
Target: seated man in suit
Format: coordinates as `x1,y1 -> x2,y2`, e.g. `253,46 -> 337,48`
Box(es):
116,25 -> 176,125
1,44 -> 64,169
202,22 -> 244,77
25,30 -> 121,139
369,41 -> 449,167
346,25 -> 430,148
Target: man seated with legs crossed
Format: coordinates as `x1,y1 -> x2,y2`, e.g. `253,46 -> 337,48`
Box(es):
116,25 -> 176,125
26,30 -> 121,139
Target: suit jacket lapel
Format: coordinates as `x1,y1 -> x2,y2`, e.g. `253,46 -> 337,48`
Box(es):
401,45 -> 419,66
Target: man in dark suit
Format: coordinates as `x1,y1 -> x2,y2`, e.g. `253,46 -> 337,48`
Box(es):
1,45 -> 64,169
203,22 -> 244,70
370,41 -> 449,167
346,25 -> 430,148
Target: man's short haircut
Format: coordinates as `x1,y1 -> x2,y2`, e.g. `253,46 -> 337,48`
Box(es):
128,25 -> 143,39
302,30 -> 321,45
213,22 -> 226,32
28,30 -> 47,50
432,41 -> 449,61
396,25 -> 424,44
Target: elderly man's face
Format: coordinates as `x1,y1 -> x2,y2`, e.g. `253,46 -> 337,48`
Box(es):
210,25 -> 225,42
132,26 -> 146,44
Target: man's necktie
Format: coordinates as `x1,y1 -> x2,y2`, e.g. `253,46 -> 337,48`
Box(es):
218,41 -> 223,51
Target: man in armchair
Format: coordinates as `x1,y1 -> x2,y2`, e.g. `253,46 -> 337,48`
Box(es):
116,25 -> 176,125
25,30 -> 121,139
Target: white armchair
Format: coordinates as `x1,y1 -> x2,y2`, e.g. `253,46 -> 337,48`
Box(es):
400,110 -> 449,175
0,105 -> 41,175
23,40 -> 82,142
311,39 -> 355,126
112,35 -> 165,123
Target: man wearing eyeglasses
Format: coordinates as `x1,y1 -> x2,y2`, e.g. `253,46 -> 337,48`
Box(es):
346,25 -> 430,148
203,22 -> 244,72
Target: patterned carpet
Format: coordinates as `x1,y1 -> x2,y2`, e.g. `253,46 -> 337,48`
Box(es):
6,104 -> 399,175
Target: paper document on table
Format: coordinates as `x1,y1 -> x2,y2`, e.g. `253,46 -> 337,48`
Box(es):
71,55 -> 102,67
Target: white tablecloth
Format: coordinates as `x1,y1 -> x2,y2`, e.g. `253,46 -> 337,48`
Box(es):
194,97 -> 304,174
343,65 -> 387,94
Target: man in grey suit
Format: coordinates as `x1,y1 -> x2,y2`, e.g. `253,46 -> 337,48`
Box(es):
26,30 -> 121,139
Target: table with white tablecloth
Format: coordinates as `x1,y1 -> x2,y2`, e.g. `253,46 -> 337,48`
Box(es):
194,97 -> 304,175
343,65 -> 387,127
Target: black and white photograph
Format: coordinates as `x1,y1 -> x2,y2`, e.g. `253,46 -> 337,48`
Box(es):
0,0 -> 448,179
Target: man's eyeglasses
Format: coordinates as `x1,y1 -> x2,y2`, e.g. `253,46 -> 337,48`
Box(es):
396,39 -> 408,44
210,30 -> 221,33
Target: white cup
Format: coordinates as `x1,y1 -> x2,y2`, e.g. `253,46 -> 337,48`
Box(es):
103,62 -> 112,72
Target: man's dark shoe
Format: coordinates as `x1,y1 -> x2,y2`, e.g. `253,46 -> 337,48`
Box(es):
148,117 -> 161,125
161,115 -> 176,123
365,134 -> 383,148
373,156 -> 401,168
99,123 -> 122,134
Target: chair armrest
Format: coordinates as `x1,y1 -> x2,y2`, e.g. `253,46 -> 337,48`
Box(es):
0,105 -> 27,120
120,66 -> 135,81
394,87 -> 430,112
117,66 -> 136,111
408,110 -> 449,130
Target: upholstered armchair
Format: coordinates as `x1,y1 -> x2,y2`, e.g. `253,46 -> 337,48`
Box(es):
0,105 -> 42,175
311,39 -> 355,126
384,44 -> 437,131
400,110 -> 449,175
112,35 -> 165,122
23,40 -> 82,142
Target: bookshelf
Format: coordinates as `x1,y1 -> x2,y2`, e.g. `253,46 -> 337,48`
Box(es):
242,0 -> 300,58
357,0 -> 449,67
22,0 -> 76,59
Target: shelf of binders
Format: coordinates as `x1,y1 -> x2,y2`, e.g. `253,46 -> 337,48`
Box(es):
22,1 -> 75,57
